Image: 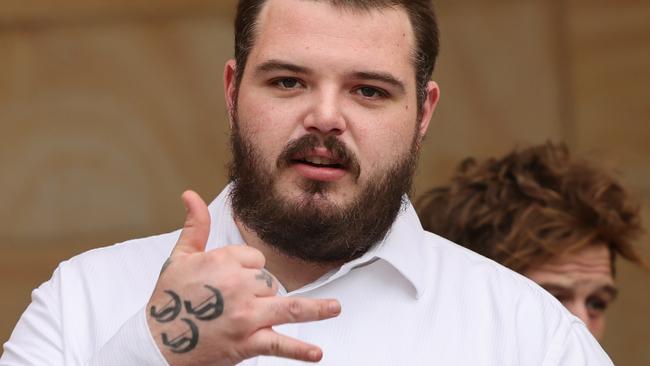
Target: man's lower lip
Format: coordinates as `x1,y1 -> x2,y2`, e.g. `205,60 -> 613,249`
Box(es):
292,162 -> 347,181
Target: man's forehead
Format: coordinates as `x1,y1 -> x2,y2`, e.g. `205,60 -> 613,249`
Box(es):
257,0 -> 410,21
250,0 -> 416,63
238,0 -> 418,89
526,245 -> 615,287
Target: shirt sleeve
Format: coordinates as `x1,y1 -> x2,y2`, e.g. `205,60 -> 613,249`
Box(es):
86,307 -> 169,366
0,267 -> 168,366
0,267 -> 65,366
542,318 -> 614,366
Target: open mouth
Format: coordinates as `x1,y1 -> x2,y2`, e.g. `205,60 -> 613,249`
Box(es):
277,135 -> 360,182
289,150 -> 350,182
292,156 -> 345,169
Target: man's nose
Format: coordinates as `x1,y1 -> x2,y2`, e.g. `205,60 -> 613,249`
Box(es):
303,89 -> 347,136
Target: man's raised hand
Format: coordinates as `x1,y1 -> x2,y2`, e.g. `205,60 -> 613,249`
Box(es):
146,190 -> 341,366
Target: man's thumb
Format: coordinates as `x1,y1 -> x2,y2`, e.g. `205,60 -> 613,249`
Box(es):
172,190 -> 211,256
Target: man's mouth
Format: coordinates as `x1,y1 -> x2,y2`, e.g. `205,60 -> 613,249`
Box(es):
277,134 -> 360,182
290,151 -> 349,182
293,155 -> 345,169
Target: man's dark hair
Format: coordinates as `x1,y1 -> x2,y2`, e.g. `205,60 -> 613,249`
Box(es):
233,0 -> 439,114
416,142 -> 645,275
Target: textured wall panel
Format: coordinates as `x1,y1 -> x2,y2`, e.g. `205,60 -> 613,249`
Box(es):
0,0 -> 235,24
415,0 -> 564,193
0,17 -> 233,246
0,15 -> 234,342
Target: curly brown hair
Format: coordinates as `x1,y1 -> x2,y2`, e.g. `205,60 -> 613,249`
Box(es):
416,142 -> 645,275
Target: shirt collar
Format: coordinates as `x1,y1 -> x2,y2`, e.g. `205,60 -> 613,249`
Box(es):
205,185 -> 428,299
368,201 -> 428,298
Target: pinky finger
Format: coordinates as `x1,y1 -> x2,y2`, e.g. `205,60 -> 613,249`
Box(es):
245,328 -> 323,362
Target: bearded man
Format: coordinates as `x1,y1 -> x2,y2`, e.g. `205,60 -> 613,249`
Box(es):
1,1 -> 612,365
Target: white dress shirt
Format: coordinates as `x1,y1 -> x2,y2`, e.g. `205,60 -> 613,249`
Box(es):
1,186 -> 612,365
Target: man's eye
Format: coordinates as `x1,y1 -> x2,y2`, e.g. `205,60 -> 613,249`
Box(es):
586,297 -> 609,314
274,78 -> 301,89
355,86 -> 387,99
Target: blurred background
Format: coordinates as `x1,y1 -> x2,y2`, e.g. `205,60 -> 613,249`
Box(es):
0,0 -> 648,363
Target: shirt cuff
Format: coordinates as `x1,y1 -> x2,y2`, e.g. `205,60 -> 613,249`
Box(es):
87,306 -> 168,366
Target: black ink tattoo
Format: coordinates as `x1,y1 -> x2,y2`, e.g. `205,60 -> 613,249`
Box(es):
156,284 -> 224,353
184,285 -> 225,321
255,269 -> 273,288
150,290 -> 182,323
160,257 -> 172,275
161,318 -> 199,353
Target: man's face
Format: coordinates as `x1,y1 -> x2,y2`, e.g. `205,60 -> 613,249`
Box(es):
524,244 -> 616,341
223,0 -> 438,262
226,0 -> 438,211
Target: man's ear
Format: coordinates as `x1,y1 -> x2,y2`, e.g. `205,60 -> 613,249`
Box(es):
223,59 -> 237,128
416,81 -> 440,148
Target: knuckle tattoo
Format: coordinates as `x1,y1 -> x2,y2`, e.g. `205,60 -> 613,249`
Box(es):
255,269 -> 274,288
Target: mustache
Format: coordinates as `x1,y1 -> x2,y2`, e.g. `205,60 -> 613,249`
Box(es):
277,134 -> 361,180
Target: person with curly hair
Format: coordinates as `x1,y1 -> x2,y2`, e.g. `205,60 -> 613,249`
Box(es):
417,142 -> 645,340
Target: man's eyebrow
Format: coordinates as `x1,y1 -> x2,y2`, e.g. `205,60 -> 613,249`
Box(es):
255,60 -> 313,75
538,283 -> 619,300
599,285 -> 619,300
352,71 -> 406,93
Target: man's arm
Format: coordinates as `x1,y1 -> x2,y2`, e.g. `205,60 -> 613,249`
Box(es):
0,270 -> 64,365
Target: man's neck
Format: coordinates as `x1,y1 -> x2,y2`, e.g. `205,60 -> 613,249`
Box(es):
234,218 -> 343,292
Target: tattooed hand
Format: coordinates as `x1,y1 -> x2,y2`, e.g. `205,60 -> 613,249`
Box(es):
146,191 -> 341,366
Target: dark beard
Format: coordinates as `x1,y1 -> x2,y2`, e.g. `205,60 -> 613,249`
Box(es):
228,124 -> 418,264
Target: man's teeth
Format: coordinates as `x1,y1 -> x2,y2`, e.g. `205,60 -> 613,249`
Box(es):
304,156 -> 334,165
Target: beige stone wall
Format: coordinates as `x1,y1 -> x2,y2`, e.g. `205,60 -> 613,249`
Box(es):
565,2 -> 650,363
1,0 -> 648,363
0,0 -> 235,353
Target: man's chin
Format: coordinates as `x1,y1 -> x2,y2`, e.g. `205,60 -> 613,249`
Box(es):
281,180 -> 355,208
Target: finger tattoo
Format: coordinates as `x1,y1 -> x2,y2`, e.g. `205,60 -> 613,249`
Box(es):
255,269 -> 274,288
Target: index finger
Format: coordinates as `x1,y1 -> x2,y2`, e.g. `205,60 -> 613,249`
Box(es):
254,297 -> 341,328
